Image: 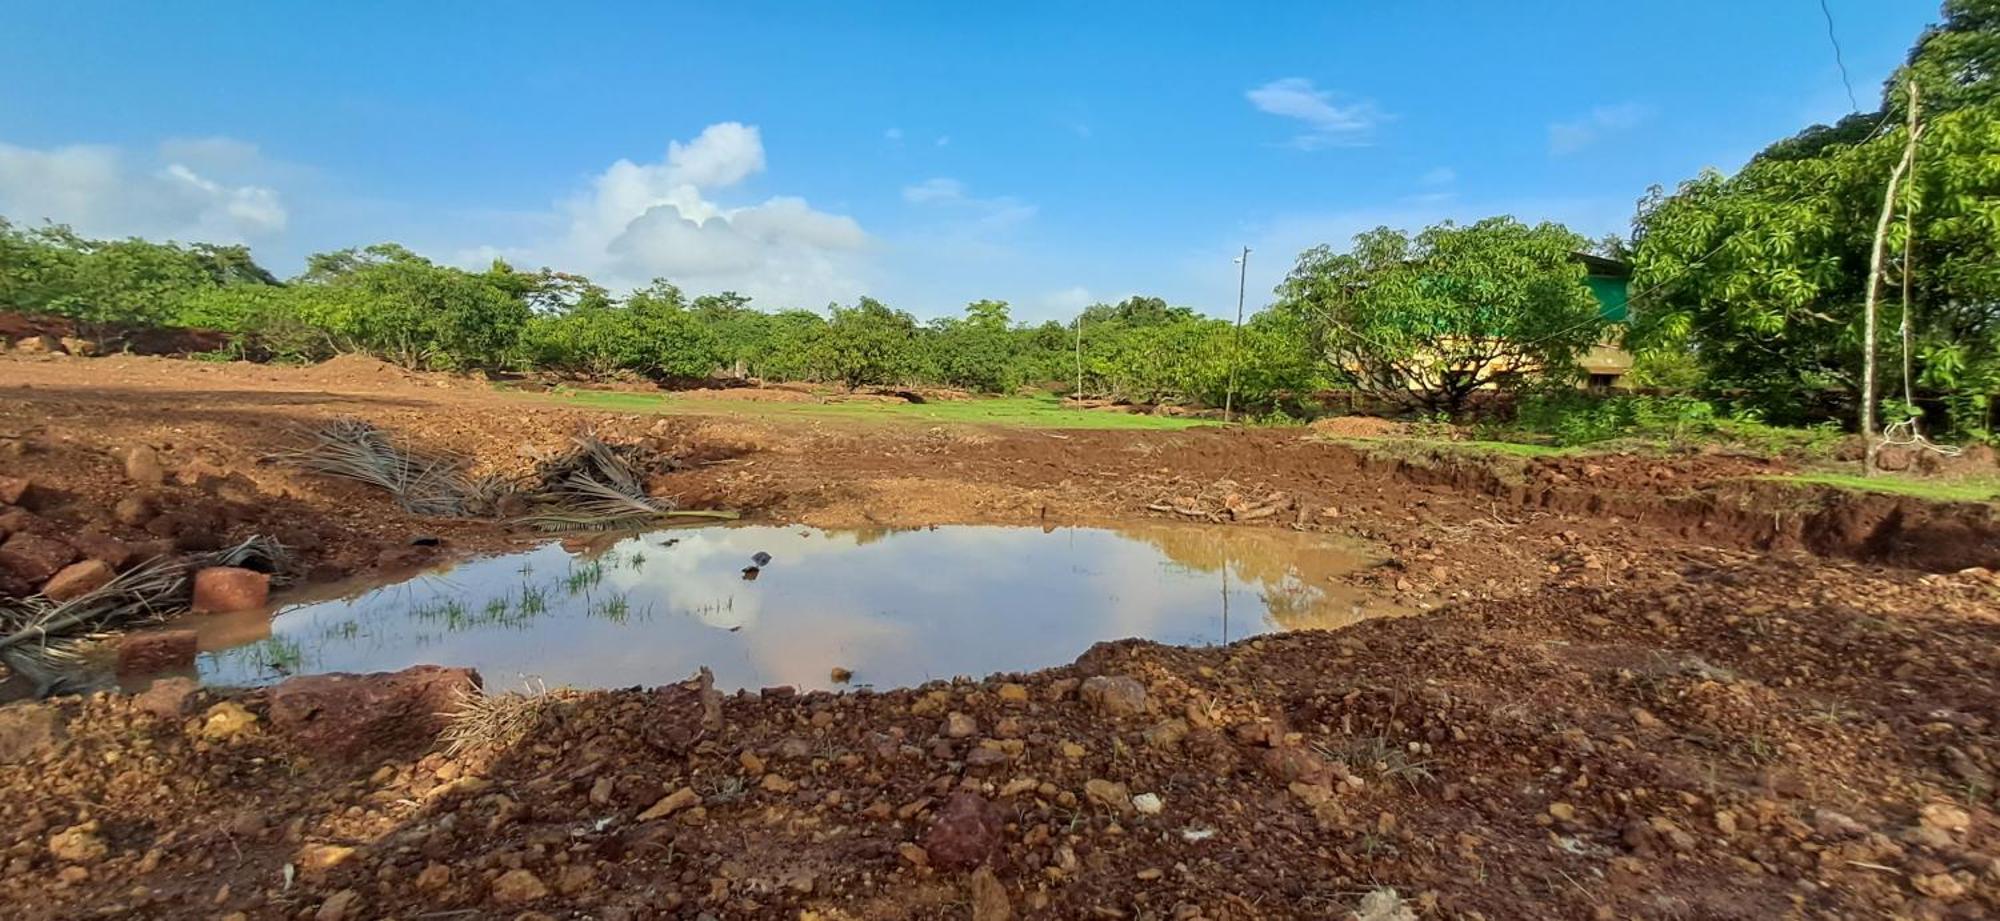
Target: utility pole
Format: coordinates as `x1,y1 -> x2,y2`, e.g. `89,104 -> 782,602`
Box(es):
1073,312 -> 1084,400
1224,246 -> 1250,423
1861,79 -> 1921,476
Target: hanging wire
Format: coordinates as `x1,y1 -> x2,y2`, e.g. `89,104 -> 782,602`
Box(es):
1817,0 -> 1862,112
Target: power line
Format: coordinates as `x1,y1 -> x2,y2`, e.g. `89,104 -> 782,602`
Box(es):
1817,0 -> 1861,112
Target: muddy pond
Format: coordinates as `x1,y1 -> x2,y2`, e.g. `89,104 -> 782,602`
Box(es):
153,523 -> 1401,694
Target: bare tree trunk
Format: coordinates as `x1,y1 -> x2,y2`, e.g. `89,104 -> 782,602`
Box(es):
1862,80 -> 1922,477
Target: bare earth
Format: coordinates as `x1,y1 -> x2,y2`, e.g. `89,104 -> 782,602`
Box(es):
1,352 -> 1997,920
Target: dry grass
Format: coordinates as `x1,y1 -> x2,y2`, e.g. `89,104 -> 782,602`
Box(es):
439,680 -> 553,757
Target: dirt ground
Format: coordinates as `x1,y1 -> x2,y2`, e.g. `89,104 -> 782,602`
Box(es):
2,351 -> 1998,920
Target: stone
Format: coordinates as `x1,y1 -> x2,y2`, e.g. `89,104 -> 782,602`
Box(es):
299,844 -> 359,876
1143,718 -> 1189,749
414,863 -> 451,892
0,475 -> 29,505
896,842 -> 929,867
42,559 -> 115,602
969,865 -> 1012,921
267,666 -> 480,760
1920,802 -> 1971,835
829,666 -> 853,683
0,532 -> 78,585
134,677 -> 200,720
759,773 -> 797,793
1079,675 -> 1149,717
117,630 -> 199,676
58,336 -> 96,357
124,445 -> 167,486
1353,887 -> 1418,921
198,701 -> 258,741
0,704 -> 66,763
1132,792 -> 1164,815
490,869 -> 549,905
638,787 -> 700,821
1258,745 -> 1336,787
314,889 -> 362,921
191,567 -> 270,613
48,822 -> 108,863
997,683 -> 1030,703
919,792 -> 1005,871
12,334 -> 59,354
1084,778 -> 1132,813
1548,802 -> 1577,822
70,534 -> 139,571
113,494 -> 159,527
944,711 -> 978,739
1812,809 -> 1868,839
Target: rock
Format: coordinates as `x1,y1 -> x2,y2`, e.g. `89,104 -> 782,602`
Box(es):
70,534 -> 139,571
944,712 -> 978,739
1920,802 -> 1971,835
0,532 -> 78,585
314,889 -> 361,921
1547,802 -> 1577,822
490,869 -> 549,905
1059,741 -> 1086,759
191,567 -> 271,613
13,334 -> 60,354
1132,792 -> 1164,815
0,476 -> 29,505
1079,675 -> 1149,717
919,792 -> 1005,871
117,630 -> 199,676
1258,745 -> 1336,787
123,445 -> 167,486
1353,887 -> 1418,921
267,666 -> 480,760
1084,778 -> 1132,814
42,559 -> 115,602
58,336 -> 96,357
969,866 -> 1012,921
198,701 -> 258,741
113,494 -> 159,527
133,677 -> 200,720
829,666 -> 853,683
415,863 -> 451,892
760,773 -> 797,793
0,704 -> 66,762
1913,872 -> 1967,900
1813,809 -> 1868,839
638,787 -> 700,821
48,822 -> 108,863
997,683 -> 1030,703
896,842 -> 929,867
1143,718 -> 1189,749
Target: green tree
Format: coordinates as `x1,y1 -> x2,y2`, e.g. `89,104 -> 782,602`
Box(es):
1275,217 -> 1604,416
1628,0 -> 2000,432
815,297 -> 921,389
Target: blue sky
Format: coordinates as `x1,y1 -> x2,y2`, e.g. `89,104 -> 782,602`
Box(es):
0,1 -> 1938,321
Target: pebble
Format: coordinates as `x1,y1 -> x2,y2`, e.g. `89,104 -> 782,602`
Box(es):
490,868 -> 549,905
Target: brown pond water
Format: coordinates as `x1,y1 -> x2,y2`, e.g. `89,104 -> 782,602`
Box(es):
149,523 -> 1401,693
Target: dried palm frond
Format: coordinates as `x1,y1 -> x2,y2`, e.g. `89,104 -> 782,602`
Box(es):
288,419 -> 506,518
439,680 -> 551,757
516,433 -> 735,531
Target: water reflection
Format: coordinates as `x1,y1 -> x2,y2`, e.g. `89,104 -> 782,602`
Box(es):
177,523 -> 1397,693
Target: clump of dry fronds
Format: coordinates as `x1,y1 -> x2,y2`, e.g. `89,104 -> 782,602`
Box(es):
440,680 -> 552,757
515,433 -> 736,532
290,419 -> 507,517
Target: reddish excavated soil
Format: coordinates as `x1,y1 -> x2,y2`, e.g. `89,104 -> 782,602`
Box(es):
1,351 -> 1998,920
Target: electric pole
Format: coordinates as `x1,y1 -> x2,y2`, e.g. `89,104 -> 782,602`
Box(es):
1224,246 -> 1250,423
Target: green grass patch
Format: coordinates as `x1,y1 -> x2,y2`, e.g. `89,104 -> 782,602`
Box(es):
503,386 -> 1215,431
1758,472 -> 2000,504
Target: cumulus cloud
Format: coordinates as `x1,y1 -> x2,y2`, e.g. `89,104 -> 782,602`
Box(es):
1548,103 -> 1650,155
0,138 -> 287,241
1246,78 -> 1384,149
485,122 -> 871,307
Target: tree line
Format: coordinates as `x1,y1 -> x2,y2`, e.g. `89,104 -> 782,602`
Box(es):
2,1 -> 1994,437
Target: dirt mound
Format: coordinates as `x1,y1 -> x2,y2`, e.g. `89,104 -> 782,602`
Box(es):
300,353 -> 426,387
1306,415 -> 1407,438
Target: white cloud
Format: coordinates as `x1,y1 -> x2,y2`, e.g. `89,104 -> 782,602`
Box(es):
901,177 -> 1036,233
883,127 -> 904,142
1419,166 -> 1456,186
935,135 -> 951,147
901,177 -> 965,204
1042,285 -> 1094,313
1549,103 -> 1651,155
0,137 -> 288,242
478,122 -> 871,307
1246,77 -> 1384,149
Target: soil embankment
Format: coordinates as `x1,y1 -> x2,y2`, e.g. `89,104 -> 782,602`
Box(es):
2,352 -> 1997,919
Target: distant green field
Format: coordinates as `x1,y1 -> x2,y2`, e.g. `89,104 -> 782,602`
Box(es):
503,386 -> 1216,431
1759,472 -> 2000,504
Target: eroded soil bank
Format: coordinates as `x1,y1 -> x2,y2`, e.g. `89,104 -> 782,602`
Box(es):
2,352 -> 1998,920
